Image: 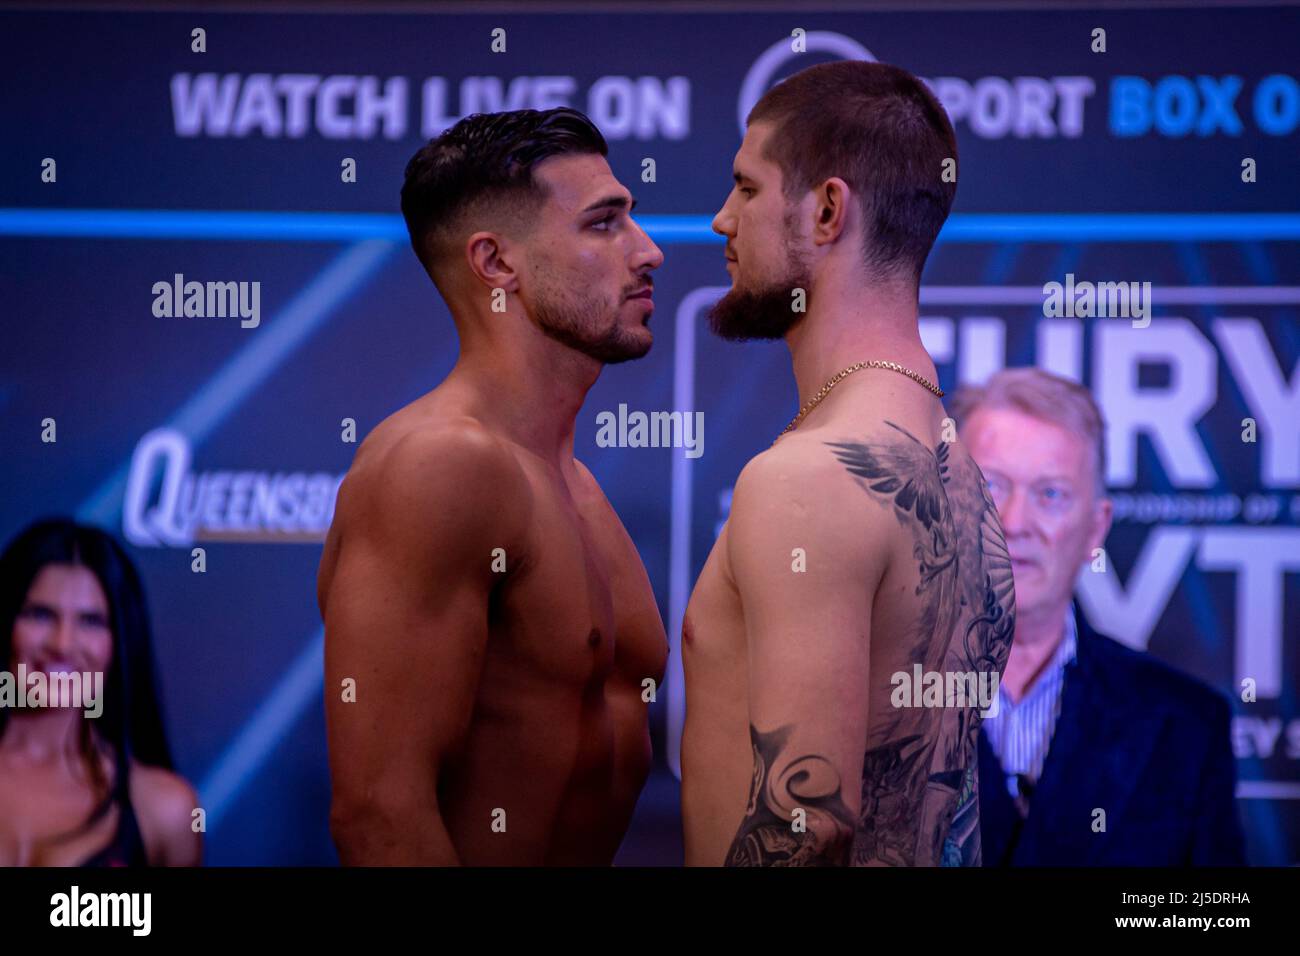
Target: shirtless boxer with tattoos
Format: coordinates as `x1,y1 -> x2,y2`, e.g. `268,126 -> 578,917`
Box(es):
682,62 -> 1016,866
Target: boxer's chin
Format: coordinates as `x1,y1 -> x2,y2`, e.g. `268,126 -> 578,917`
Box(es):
707,282 -> 807,341
597,324 -> 653,364
538,313 -> 651,364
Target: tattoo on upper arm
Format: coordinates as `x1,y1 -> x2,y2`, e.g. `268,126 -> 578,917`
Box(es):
824,421 -> 1016,866
726,724 -> 856,867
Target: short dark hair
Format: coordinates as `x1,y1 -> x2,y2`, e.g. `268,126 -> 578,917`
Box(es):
748,61 -> 958,285
400,107 -> 608,281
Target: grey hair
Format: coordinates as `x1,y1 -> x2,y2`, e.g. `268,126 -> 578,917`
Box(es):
946,367 -> 1107,495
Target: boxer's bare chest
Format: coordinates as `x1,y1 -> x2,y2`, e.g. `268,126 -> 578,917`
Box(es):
493,458 -> 666,694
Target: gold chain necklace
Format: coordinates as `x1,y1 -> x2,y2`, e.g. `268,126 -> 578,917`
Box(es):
776,360 -> 944,441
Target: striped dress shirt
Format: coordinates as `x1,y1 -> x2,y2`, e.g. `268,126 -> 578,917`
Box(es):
981,608 -> 1079,799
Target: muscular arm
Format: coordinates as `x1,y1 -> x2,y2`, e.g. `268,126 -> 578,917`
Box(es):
723,451 -> 887,866
321,425 -> 529,865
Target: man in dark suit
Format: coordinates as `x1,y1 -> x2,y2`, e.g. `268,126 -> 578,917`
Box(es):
949,368 -> 1245,865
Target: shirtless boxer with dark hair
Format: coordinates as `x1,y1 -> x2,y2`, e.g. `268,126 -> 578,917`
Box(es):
682,62 -> 1016,866
318,107 -> 667,865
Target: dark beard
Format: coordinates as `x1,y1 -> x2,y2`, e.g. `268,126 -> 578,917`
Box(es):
708,211 -> 812,341
706,271 -> 811,341
534,294 -> 650,365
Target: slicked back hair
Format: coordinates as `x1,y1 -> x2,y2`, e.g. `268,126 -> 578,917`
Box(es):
747,61 -> 958,286
400,107 -> 608,284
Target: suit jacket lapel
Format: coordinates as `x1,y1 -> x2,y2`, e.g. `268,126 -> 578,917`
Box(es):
977,729 -> 1020,865
1013,605 -> 1166,864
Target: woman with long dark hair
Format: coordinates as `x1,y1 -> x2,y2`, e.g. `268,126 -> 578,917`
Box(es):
0,518 -> 201,866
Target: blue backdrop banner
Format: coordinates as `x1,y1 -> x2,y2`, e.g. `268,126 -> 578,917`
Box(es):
2,4 -> 1297,865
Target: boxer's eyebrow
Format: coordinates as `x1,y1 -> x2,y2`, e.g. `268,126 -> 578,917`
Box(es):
582,194 -> 636,214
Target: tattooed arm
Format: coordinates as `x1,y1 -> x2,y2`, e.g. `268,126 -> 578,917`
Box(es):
722,450 -> 888,866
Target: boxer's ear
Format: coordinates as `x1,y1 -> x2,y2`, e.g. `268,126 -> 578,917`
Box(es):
810,176 -> 852,247
465,231 -> 521,294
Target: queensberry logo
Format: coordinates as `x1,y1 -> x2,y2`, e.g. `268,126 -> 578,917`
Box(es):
123,428 -> 345,547
1110,74 -> 1300,136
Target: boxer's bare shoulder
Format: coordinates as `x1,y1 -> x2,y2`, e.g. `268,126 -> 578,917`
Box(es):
318,409 -> 531,619
683,394 -> 1013,866
683,428 -> 898,866
318,407 -> 541,865
818,416 -> 1015,866
320,392 -> 665,864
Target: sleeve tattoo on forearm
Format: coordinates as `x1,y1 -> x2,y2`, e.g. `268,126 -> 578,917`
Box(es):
725,724 -> 857,866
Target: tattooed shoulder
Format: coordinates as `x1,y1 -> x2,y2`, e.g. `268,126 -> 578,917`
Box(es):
823,421 -> 1014,866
